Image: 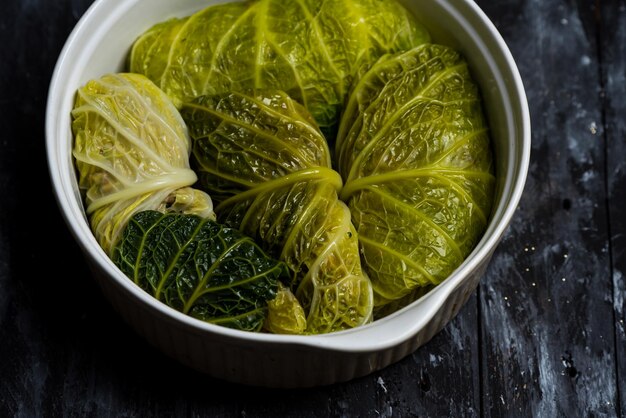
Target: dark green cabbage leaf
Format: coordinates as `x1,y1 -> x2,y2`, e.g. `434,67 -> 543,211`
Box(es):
337,44 -> 495,307
114,210 -> 291,332
181,90 -> 373,334
129,0 -> 430,134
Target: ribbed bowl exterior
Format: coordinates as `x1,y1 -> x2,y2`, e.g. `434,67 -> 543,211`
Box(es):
91,252 -> 491,388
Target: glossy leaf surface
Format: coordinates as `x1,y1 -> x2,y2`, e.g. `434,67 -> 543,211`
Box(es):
129,0 -> 429,133
338,44 -> 495,306
114,211 -> 290,332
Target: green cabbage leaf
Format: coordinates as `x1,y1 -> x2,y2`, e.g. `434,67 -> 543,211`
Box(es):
337,44 -> 495,306
114,210 -> 292,332
181,90 -> 373,334
72,73 -> 215,255
129,0 -> 430,134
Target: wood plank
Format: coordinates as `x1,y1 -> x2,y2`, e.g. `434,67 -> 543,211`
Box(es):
475,0 -> 619,416
393,296 -> 481,417
0,0 -> 101,415
329,296 -> 481,417
599,0 -> 626,415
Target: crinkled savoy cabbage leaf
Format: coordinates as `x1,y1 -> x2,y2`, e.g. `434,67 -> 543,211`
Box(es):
129,0 -> 430,134
114,211 -> 292,332
72,73 -> 215,255
181,90 -> 373,334
337,44 -> 495,306
74,2 -> 495,332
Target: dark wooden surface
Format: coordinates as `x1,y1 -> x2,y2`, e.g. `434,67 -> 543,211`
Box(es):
1,0 -> 624,416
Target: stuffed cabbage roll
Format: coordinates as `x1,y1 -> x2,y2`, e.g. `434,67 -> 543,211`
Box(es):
72,73 -> 306,333
337,44 -> 495,307
72,73 -> 216,255
181,90 -> 373,334
129,0 -> 430,135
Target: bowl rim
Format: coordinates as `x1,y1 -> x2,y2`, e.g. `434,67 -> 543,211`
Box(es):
45,0 -> 531,353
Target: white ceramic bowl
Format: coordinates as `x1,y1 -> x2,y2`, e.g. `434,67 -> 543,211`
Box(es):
46,0 -> 530,388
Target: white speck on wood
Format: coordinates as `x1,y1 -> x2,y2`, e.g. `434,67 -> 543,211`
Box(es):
377,377 -> 388,394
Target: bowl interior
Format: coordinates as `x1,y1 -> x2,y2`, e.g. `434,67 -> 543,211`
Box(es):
46,0 -> 529,350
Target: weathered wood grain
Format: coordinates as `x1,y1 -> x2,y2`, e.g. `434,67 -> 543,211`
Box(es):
476,0 -> 618,416
600,0 -> 626,416
2,0 -> 626,416
360,296 -> 481,417
0,0 -> 98,415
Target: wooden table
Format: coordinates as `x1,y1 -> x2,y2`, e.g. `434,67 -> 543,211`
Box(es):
1,0 -> 624,416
